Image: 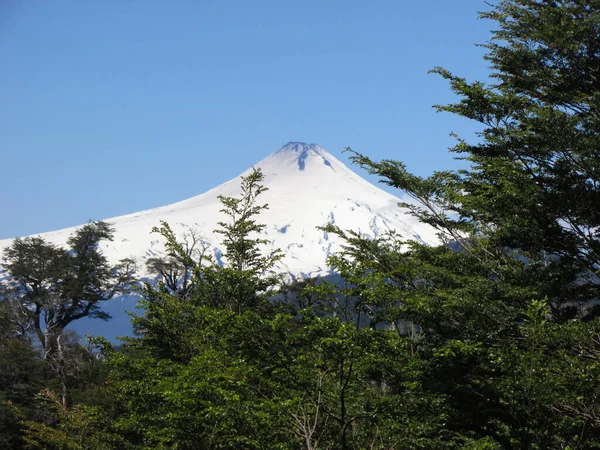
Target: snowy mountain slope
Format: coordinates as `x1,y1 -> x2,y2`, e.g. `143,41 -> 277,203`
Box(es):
0,142 -> 438,339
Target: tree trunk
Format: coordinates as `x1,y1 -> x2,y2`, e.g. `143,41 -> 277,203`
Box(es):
56,335 -> 69,408
43,329 -> 69,408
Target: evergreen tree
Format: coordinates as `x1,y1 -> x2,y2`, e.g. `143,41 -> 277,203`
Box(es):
340,0 -> 600,447
352,0 -> 600,313
129,168 -> 283,363
210,167 -> 283,313
142,167 -> 282,319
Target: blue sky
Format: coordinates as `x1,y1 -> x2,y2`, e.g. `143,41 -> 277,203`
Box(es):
0,0 -> 492,239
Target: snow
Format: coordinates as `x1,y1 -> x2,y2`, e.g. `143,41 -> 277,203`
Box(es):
0,142 -> 438,340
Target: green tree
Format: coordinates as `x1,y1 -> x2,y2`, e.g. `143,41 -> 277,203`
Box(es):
1,221 -> 136,407
0,297 -> 43,450
20,389 -> 121,450
216,168 -> 277,272
340,0 -> 600,447
145,222 -> 209,300
140,167 -> 282,341
352,0 -> 600,312
102,170 -> 296,448
209,167 -> 283,313
106,168 -> 454,449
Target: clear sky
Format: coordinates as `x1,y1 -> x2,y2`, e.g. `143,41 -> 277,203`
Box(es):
0,0 -> 493,239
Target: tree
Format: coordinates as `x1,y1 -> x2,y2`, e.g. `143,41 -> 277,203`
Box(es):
20,389 -> 120,450
353,0 -> 600,313
210,167 -> 283,313
1,221 -> 136,407
143,167 -> 282,317
216,168 -> 280,273
340,0 -> 600,447
0,299 -> 43,450
103,170 -> 296,448
145,222 -> 209,300
106,163 -> 460,448
110,168 -> 448,449
131,168 -> 284,363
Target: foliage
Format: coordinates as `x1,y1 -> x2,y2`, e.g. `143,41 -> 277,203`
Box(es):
0,314 -> 42,450
340,0 -> 600,447
1,221 -> 135,409
4,1 -> 600,448
2,221 -> 136,358
104,168 -> 458,449
21,390 -> 120,450
145,222 -> 209,300
0,317 -> 112,449
216,168 -> 283,275
141,167 -> 282,324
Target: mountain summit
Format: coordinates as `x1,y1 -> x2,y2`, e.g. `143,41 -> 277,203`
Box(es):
0,142 -> 437,277
263,142 -> 336,173
0,142 -> 437,338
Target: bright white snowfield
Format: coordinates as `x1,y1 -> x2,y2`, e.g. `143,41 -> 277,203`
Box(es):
0,142 -> 438,340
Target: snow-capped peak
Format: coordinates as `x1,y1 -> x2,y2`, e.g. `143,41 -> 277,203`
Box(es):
276,141 -> 325,155
0,142 -> 438,340
255,141 -> 340,176
273,142 -> 330,169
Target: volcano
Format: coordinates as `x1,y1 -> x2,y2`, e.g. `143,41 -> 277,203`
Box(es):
0,142 -> 437,339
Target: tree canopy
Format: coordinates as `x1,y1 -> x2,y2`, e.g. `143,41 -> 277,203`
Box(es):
2,1 -> 600,449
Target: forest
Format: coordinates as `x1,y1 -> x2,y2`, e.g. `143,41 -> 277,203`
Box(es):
1,1 -> 600,448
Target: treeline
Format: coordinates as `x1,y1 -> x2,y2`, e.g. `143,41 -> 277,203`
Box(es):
2,0 -> 600,448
